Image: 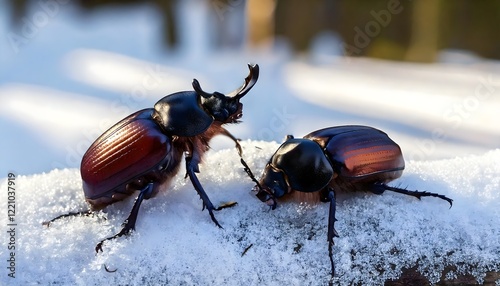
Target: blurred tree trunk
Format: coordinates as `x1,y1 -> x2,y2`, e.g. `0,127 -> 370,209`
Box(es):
274,0 -> 324,51
7,0 -> 28,25
156,0 -> 178,49
247,0 -> 276,46
405,0 -> 441,62
275,0 -> 312,51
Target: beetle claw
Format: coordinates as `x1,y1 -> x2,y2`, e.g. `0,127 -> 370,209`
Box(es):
95,223 -> 135,253
208,210 -> 223,229
95,227 -> 135,253
94,184 -> 152,253
269,198 -> 277,210
204,202 -> 237,228
104,264 -> 117,273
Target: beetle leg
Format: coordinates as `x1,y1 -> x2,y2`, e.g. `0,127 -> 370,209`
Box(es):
220,127 -> 266,196
219,127 -> 242,157
378,184 -> 453,208
185,156 -> 236,228
95,183 -> 154,253
42,210 -> 94,226
240,158 -> 265,191
326,188 -> 339,279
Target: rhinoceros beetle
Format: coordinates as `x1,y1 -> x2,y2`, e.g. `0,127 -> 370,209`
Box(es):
251,125 -> 453,280
45,64 -> 259,252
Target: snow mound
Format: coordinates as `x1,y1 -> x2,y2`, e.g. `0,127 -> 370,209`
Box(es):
1,141 -> 499,285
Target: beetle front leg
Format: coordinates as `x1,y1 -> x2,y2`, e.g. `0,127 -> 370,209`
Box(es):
95,182 -> 154,253
220,127 -> 243,157
185,156 -> 236,228
326,188 -> 339,280
219,127 -> 264,193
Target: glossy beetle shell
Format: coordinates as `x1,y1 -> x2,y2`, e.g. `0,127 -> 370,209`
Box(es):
305,125 -> 404,183
81,109 -> 172,210
269,138 -> 334,193
153,91 -> 213,137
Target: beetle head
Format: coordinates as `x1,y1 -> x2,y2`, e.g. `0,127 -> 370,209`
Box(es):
254,138 -> 335,208
193,63 -> 259,123
254,163 -> 289,209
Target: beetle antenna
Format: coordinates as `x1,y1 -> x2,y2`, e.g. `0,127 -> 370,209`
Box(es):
104,264 -> 117,273
240,158 -> 264,191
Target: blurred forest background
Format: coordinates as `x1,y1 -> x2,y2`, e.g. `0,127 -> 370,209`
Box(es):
6,0 -> 500,62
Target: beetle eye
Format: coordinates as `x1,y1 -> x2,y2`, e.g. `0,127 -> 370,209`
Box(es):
271,182 -> 286,198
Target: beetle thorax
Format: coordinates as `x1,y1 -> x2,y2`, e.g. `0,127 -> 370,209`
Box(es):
172,122 -> 226,157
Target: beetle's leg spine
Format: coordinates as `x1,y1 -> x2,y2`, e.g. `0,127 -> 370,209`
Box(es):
383,184 -> 453,208
326,188 -> 339,279
185,156 -> 224,228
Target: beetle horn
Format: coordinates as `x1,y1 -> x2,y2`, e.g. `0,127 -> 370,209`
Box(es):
227,63 -> 260,99
192,79 -> 214,99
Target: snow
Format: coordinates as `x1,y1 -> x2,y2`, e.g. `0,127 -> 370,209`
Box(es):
1,1 -> 499,285
1,144 -> 499,285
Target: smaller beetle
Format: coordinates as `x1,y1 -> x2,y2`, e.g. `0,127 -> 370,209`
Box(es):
252,125 -> 453,280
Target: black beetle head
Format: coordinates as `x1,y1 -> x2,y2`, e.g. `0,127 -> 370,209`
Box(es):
193,63 -> 259,123
271,138 -> 334,193
254,163 -> 289,209
254,137 -> 334,208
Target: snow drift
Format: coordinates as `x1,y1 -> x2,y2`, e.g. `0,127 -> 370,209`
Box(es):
1,141 -> 499,285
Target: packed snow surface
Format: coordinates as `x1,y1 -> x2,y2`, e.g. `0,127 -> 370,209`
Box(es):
1,143 -> 499,285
